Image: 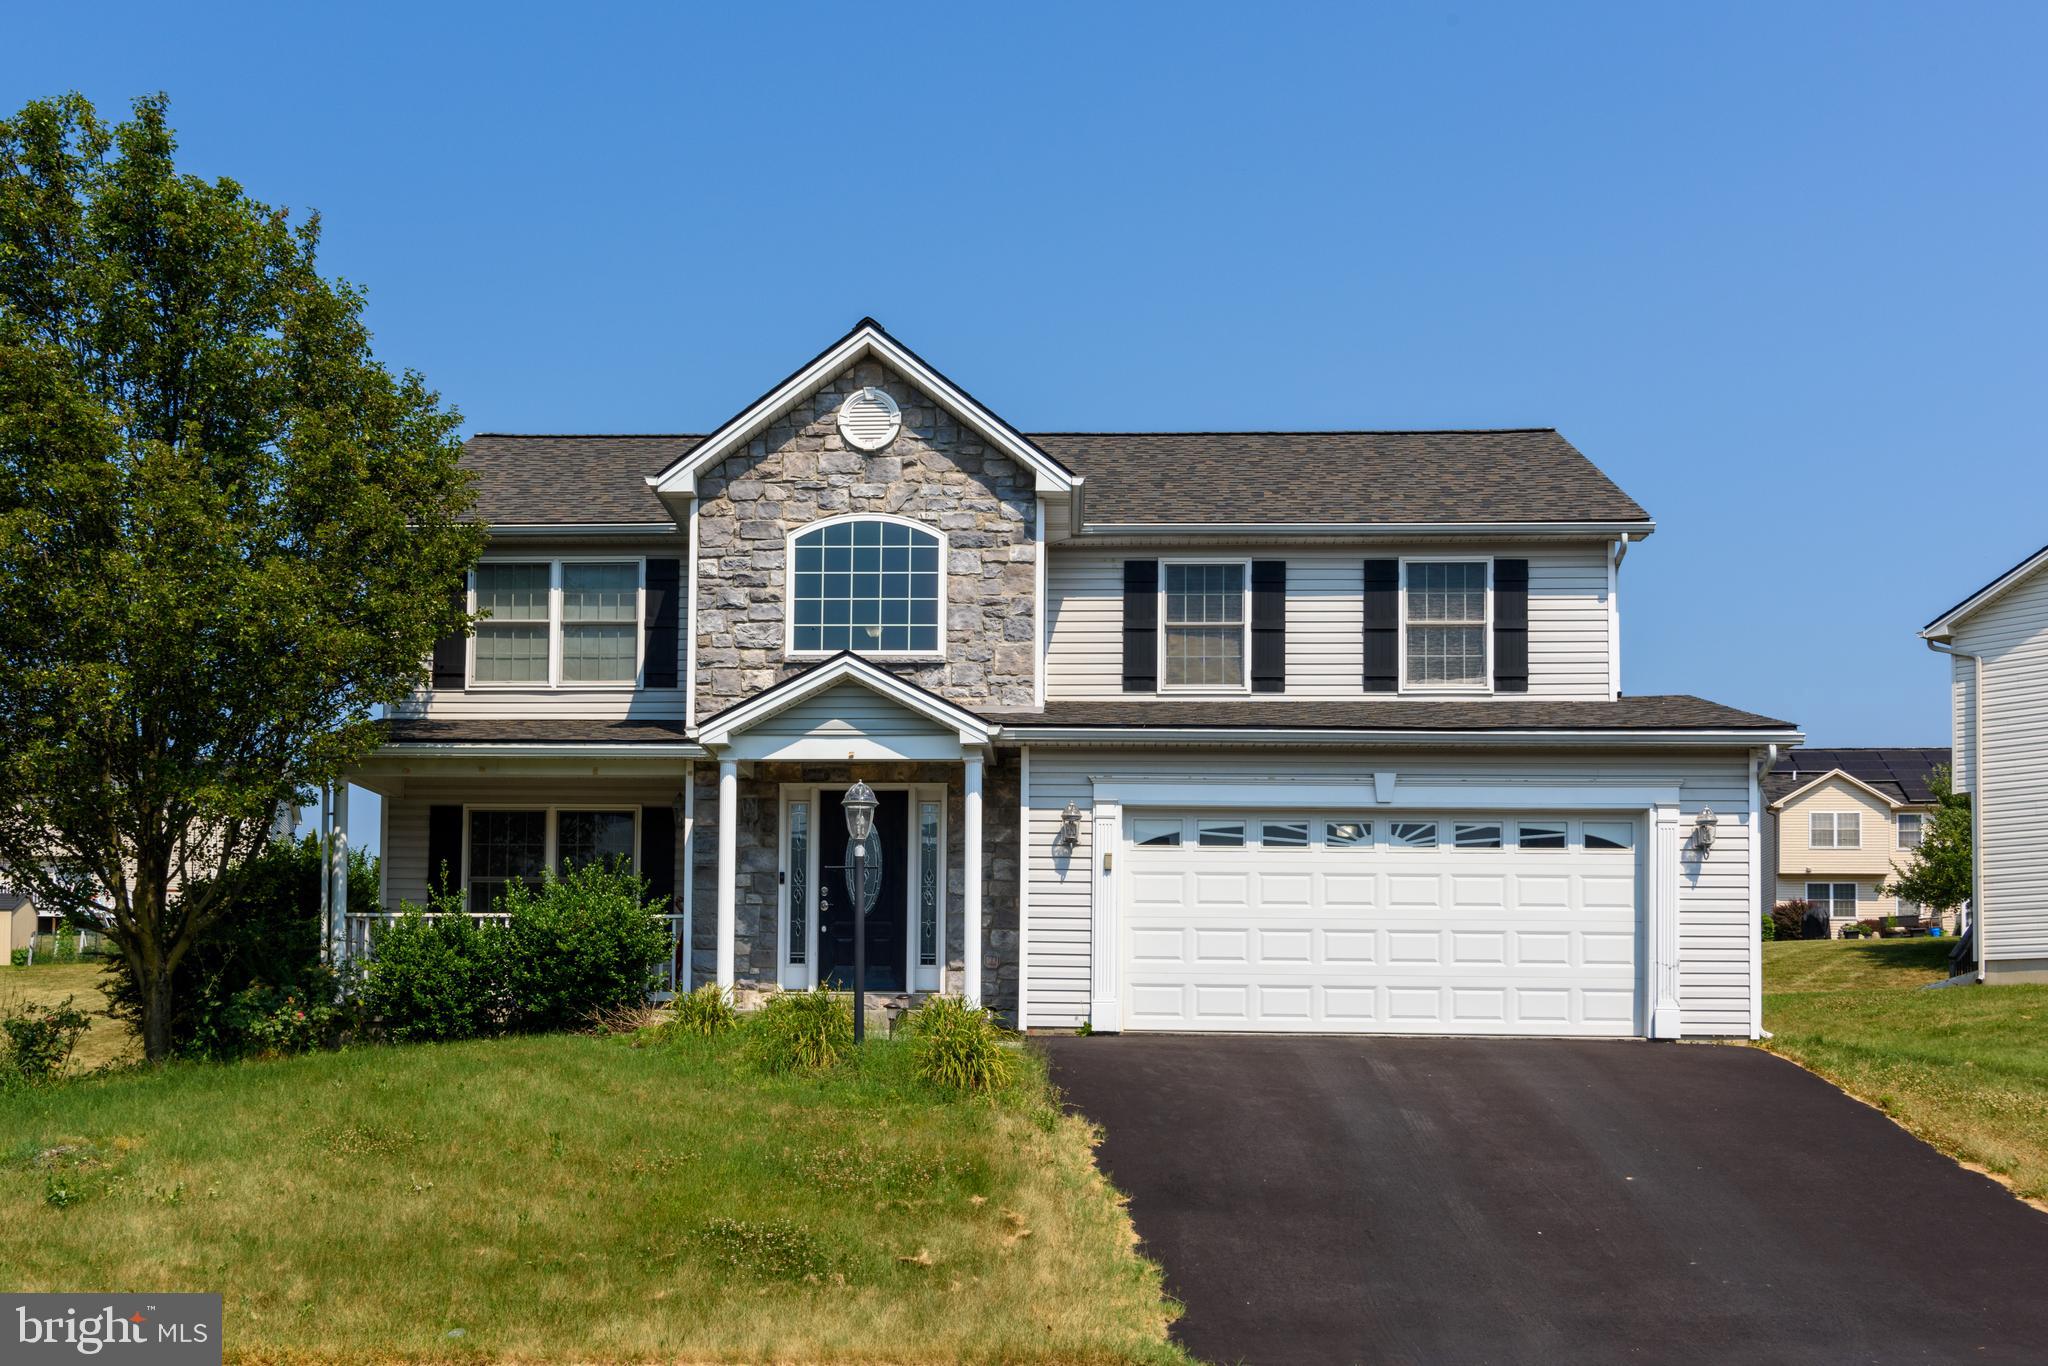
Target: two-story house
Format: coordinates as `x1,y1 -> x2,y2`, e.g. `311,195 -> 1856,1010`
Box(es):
1761,747 -> 1950,931
1922,542 -> 2048,983
338,320 -> 1801,1039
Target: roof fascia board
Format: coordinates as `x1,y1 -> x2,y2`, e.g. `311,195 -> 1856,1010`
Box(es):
651,325 -> 1076,498
1075,520 -> 1656,539
1921,544 -> 2048,638
698,653 -> 993,747
485,522 -> 681,537
1767,768 -> 1906,811
991,725 -> 1804,747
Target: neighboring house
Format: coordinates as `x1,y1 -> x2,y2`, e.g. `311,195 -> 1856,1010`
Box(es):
338,319 -> 1801,1039
1922,543 -> 2048,983
1,886 -> 33,961
1762,748 -> 1950,932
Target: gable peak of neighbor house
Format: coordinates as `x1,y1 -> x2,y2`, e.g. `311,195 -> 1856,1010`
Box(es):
649,318 -> 1078,500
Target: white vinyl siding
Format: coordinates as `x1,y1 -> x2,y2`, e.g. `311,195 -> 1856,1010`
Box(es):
1022,747 -> 1757,1036
1947,563 -> 2048,966
1043,542 -> 1615,701
747,680 -> 958,740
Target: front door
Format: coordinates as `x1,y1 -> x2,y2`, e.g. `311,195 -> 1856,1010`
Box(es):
817,788 -> 909,991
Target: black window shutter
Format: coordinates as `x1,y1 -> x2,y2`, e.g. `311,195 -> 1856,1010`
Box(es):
1493,558 -> 1530,693
1122,560 -> 1159,693
1363,559 -> 1399,692
640,806 -> 676,912
431,577 -> 467,689
1251,560 -> 1287,693
644,558 -> 681,689
426,805 -> 463,899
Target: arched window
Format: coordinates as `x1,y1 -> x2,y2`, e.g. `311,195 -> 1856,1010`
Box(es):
789,517 -> 943,654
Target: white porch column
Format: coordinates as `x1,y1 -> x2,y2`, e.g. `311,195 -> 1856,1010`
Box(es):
328,782 -> 350,966
681,760 -> 696,994
716,759 -> 738,991
963,754 -> 984,1005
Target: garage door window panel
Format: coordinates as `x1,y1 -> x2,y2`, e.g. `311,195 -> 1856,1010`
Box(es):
1197,819 -> 1246,847
1452,821 -> 1503,849
1325,820 -> 1372,848
1518,821 -> 1568,849
1390,820 -> 1438,848
1261,820 -> 1309,848
1132,819 -> 1183,848
1584,821 -> 1634,850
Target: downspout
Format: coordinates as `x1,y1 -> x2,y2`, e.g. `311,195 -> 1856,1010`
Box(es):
1924,639 -> 1985,981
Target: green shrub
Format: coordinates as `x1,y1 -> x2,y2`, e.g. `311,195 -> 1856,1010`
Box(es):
747,990 -> 854,1074
102,834 -> 375,1059
2,995 -> 91,1082
497,864 -> 672,1032
357,895 -> 503,1042
1760,912 -> 1776,942
908,994 -> 1012,1094
664,982 -> 738,1039
8,948 -> 24,967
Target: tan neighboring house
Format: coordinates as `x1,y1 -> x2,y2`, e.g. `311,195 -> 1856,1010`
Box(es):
2,886 -> 34,961
1764,747 -> 1949,932
1922,541 -> 2048,983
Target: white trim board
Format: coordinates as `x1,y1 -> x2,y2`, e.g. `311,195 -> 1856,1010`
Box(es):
696,651 -> 993,750
650,320 -> 1077,498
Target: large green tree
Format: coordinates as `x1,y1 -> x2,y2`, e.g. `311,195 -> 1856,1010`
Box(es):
1884,765 -> 1972,917
0,93 -> 483,1060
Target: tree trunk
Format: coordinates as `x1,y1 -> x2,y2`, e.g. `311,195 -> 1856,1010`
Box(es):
140,956 -> 175,1063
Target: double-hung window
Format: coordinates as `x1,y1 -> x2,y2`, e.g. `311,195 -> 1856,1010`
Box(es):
1809,811 -> 1861,849
1897,813 -> 1925,849
468,808 -> 638,914
1162,562 -> 1249,689
1403,560 -> 1489,690
473,560 -> 641,687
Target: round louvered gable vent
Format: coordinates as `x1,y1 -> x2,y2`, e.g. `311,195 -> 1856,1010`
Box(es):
837,387 -> 902,452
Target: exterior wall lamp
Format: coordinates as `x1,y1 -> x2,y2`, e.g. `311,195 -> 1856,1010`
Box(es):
1692,807 -> 1718,853
1056,800 -> 1083,851
842,779 -> 878,1043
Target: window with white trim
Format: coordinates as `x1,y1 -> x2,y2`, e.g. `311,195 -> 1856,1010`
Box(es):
1810,811 -> 1861,849
1584,821 -> 1634,850
1807,881 -> 1858,918
1518,821 -> 1568,849
1897,813 -> 1925,849
1452,821 -> 1503,849
557,810 -> 635,873
473,560 -> 641,687
1404,560 -> 1489,688
1389,820 -> 1438,848
790,517 -> 941,655
1261,820 -> 1309,848
474,563 -> 551,683
1162,562 -> 1248,689
1196,819 -> 1246,847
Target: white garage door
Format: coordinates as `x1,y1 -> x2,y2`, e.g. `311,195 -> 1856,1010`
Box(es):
1121,811 -> 1642,1036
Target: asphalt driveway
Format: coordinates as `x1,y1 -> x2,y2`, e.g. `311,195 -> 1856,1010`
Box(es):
1042,1035 -> 2048,1365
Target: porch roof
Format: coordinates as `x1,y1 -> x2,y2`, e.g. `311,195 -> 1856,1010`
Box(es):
697,652 -> 993,761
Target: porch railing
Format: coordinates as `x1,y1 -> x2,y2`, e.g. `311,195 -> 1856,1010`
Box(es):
343,911 -> 690,993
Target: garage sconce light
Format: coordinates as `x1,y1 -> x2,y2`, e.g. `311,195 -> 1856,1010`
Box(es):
1692,807 -> 1718,852
1056,801 -> 1083,851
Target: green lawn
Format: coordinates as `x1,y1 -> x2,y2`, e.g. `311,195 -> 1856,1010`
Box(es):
0,959 -> 139,1073
0,1031 -> 1186,1364
1762,937 -> 2048,1203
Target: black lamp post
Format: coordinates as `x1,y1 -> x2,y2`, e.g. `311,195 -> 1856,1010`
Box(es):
842,779 -> 878,1043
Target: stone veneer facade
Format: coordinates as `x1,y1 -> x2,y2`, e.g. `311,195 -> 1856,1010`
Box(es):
691,357 -> 1038,719
687,757 -> 1023,1020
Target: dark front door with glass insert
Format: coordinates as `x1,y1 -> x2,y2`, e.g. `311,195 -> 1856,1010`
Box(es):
817,788 -> 909,991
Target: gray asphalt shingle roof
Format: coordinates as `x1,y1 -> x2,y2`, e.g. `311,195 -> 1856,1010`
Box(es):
460,428 -> 1649,528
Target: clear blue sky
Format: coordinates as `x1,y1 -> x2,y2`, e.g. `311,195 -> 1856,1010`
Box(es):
9,1 -> 2044,765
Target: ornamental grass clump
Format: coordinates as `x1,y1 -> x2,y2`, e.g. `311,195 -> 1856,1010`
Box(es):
908,994 -> 1013,1095
664,982 -> 739,1039
747,989 -> 854,1075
